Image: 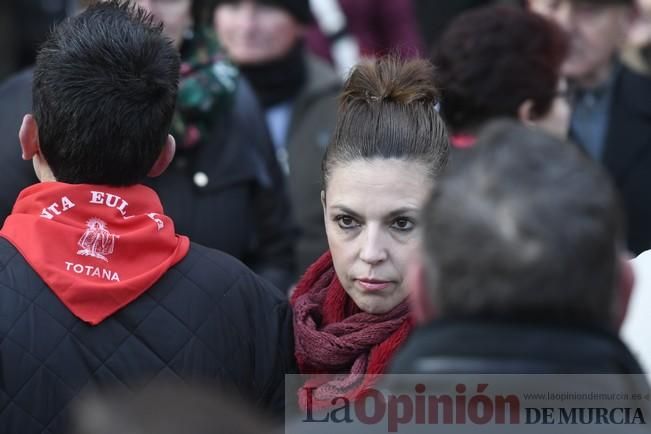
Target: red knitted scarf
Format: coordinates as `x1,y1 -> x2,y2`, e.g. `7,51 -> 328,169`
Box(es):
291,252 -> 412,410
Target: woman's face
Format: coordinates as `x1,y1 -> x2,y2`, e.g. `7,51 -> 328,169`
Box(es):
135,0 -> 192,48
214,1 -> 303,64
323,159 -> 432,314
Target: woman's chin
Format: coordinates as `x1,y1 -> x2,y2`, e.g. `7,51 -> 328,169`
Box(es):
350,294 -> 407,315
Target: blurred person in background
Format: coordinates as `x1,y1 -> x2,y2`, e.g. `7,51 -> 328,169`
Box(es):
392,120 -> 644,378
0,0 -> 84,216
73,382 -> 274,434
304,0 -> 425,65
0,3 -> 293,433
213,0 -> 340,276
290,57 -> 449,410
130,0 -> 298,289
0,2 -> 17,81
412,0 -> 521,54
4,0 -> 73,73
433,5 -> 571,148
0,0 -> 297,290
623,0 -> 651,73
528,0 -> 651,255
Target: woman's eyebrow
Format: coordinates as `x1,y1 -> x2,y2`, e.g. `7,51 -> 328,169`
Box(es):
329,205 -> 420,220
386,207 -> 420,219
329,205 -> 362,219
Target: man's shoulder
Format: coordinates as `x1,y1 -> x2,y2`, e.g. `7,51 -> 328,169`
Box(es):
166,242 -> 288,305
613,65 -> 651,119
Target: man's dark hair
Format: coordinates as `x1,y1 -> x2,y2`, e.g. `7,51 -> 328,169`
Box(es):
33,0 -> 180,185
422,120 -> 625,326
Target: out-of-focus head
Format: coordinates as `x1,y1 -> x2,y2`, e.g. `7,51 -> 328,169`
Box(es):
27,0 -> 179,185
131,0 -> 193,48
528,0 -> 636,87
321,56 -> 449,314
72,382 -> 272,434
434,5 -> 570,138
414,120 -> 627,328
213,0 -> 311,64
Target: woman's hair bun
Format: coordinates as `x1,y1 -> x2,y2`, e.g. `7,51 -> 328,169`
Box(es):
341,56 -> 439,107
322,55 -> 449,189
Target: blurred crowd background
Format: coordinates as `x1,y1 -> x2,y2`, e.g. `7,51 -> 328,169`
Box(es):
3,0 -> 647,82
2,0 -> 651,286
2,0 -> 651,290
0,0 -> 651,79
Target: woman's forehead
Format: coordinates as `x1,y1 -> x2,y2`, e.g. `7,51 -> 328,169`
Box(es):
325,159 -> 432,213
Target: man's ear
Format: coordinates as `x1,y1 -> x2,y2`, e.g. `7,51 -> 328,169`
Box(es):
19,114 -> 40,160
147,134 -> 176,178
614,253 -> 635,330
407,258 -> 437,325
517,99 -> 536,126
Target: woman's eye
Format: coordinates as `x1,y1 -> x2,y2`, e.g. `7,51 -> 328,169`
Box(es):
335,215 -> 359,229
391,218 -> 414,231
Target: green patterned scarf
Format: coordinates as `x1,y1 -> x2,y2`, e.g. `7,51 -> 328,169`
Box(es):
172,28 -> 239,149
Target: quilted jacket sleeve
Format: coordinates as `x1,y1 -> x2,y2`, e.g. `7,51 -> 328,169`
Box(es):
234,268 -> 297,417
259,295 -> 296,416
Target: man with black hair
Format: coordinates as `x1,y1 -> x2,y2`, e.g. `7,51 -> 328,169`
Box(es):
0,0 -> 297,293
0,2 -> 293,433
393,120 -> 644,376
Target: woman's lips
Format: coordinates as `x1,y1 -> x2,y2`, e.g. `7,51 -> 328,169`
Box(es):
356,279 -> 392,292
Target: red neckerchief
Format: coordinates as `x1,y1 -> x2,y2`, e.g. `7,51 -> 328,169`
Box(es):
451,133 -> 477,149
1,182 -> 190,325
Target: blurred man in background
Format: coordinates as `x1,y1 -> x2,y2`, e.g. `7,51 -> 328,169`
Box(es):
213,0 -> 340,274
528,0 -> 651,255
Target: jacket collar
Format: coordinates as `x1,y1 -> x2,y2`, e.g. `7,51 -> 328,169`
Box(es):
389,319 -> 643,375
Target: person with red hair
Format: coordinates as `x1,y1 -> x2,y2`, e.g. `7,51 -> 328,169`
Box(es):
434,5 -> 571,147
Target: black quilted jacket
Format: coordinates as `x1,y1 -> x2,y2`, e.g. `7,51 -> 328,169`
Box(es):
0,238 -> 295,434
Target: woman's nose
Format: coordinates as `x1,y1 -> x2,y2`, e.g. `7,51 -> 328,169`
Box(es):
359,226 -> 388,265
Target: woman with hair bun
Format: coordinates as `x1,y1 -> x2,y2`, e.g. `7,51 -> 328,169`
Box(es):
291,56 -> 449,409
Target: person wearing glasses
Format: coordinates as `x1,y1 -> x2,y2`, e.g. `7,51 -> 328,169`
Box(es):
433,5 -> 571,148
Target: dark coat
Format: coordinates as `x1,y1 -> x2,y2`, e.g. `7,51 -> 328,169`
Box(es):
389,319 -> 645,375
0,238 -> 295,434
0,69 -> 36,220
381,321 -> 649,433
286,320 -> 649,433
601,65 -> 651,255
0,70 -> 297,290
